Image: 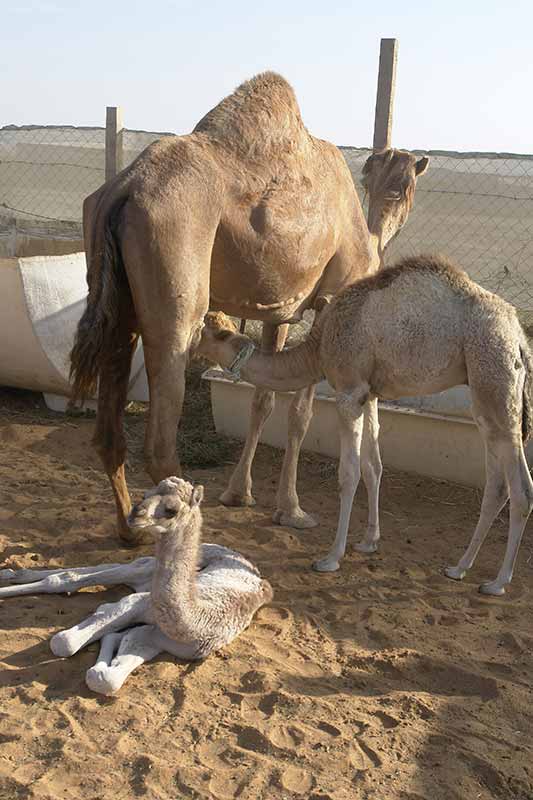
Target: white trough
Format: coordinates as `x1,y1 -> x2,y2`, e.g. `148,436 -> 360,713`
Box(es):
203,369 -> 533,489
0,253 -> 148,410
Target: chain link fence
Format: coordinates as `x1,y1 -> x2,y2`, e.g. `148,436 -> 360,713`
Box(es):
343,147 -> 533,326
0,125 -> 172,257
2,125 -> 533,325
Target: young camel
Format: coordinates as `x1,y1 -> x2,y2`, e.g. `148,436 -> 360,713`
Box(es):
197,256 -> 533,596
0,478 -> 272,695
70,68 -> 428,543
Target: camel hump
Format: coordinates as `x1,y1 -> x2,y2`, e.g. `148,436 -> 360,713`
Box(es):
193,71 -> 306,154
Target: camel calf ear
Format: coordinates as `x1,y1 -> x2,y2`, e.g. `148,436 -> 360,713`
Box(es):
190,485 -> 204,507
415,156 -> 430,176
314,295 -> 332,313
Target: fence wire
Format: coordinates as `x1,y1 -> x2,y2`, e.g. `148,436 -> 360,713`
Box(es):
343,147 -> 533,326
2,125 -> 533,325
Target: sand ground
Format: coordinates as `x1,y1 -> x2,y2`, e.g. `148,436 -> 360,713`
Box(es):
1,386 -> 532,800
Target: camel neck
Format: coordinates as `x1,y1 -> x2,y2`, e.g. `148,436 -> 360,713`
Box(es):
367,232 -> 384,271
241,322 -> 323,392
150,515 -> 201,637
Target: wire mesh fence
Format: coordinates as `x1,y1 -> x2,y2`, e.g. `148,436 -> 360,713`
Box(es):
0,125 -> 173,257
2,124 -> 533,324
343,147 -> 533,326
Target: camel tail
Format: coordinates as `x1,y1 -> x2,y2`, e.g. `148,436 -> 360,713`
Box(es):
520,338 -> 533,443
70,193 -> 129,404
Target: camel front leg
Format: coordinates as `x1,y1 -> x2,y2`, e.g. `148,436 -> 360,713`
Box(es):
220,323 -> 288,507
50,592 -> 150,657
313,393 -> 364,572
356,398 -> 382,553
85,625 -> 164,695
273,385 -> 318,529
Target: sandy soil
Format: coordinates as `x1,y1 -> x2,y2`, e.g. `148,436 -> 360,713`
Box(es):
1,387 -> 532,800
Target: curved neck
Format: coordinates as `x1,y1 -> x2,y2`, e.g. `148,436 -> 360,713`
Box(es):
198,324 -> 324,392
150,513 -> 201,639
368,232 -> 383,271
241,331 -> 323,391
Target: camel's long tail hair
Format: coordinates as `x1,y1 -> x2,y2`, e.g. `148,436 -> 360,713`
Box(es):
520,337 -> 533,443
70,192 -> 129,403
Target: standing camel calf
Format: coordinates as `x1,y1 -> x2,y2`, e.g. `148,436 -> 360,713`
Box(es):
197,255 -> 533,595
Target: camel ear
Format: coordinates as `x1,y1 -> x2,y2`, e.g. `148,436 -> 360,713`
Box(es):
314,295 -> 332,313
415,156 -> 429,177
362,153 -> 378,177
362,149 -> 391,177
190,485 -> 204,507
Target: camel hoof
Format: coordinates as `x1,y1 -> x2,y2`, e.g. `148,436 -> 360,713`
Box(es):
355,540 -> 378,554
86,665 -> 121,696
272,507 -> 318,529
219,489 -> 256,508
50,632 -> 77,658
479,580 -> 506,597
312,557 -> 340,573
0,569 -> 16,584
444,566 -> 467,582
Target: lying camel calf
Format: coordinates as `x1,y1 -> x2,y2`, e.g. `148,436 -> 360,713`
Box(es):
197,255 -> 533,595
0,478 -> 272,694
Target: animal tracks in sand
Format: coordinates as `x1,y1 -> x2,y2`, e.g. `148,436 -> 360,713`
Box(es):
342,650 -> 500,700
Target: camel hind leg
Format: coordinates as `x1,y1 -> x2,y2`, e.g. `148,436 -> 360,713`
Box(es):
121,205 -> 219,490
85,625 -> 164,695
445,432 -> 509,586
446,356 -> 533,594
480,440 -> 533,594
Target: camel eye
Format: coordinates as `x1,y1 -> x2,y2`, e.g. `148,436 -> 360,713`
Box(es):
164,507 -> 177,518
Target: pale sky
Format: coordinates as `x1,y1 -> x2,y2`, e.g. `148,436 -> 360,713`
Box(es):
2,0 -> 532,153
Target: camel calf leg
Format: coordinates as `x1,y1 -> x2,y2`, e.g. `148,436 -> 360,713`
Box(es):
445,435 -> 509,587
356,398 -> 382,553
85,625 -> 164,696
480,442 -> 533,595
313,391 -> 365,572
50,592 -> 150,657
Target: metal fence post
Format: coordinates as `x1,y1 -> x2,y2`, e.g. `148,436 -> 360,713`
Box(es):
372,38 -> 398,152
105,106 -> 124,182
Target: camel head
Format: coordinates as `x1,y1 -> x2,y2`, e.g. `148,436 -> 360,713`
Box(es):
362,148 -> 429,250
128,477 -> 204,537
196,312 -> 252,371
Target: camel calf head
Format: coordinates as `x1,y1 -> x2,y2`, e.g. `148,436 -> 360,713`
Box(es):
128,477 -> 204,538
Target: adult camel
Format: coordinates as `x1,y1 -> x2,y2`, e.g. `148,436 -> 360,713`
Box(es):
71,72 -> 428,542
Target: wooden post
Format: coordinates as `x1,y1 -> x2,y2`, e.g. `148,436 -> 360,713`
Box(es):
105,106 -> 124,182
372,38 -> 398,152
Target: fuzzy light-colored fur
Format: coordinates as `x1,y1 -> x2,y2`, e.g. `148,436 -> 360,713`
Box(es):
197,256 -> 533,595
69,68 -> 428,541
0,479 -> 272,695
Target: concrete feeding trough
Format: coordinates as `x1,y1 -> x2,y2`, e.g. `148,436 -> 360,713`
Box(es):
0,253 -> 148,411
203,370 -> 532,489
